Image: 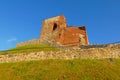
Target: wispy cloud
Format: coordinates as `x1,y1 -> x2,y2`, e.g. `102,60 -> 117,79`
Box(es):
7,38 -> 17,42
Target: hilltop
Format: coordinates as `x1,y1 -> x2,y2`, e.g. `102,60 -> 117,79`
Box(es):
0,44 -> 120,80
0,44 -> 120,63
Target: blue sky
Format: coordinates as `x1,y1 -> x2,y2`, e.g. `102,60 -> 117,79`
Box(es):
0,0 -> 120,50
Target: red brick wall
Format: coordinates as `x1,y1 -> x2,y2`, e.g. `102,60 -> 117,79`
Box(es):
16,15 -> 89,47
40,15 -> 89,46
55,26 -> 89,46
40,15 -> 66,43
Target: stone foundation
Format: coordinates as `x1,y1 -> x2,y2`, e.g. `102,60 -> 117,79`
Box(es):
1,44 -> 120,63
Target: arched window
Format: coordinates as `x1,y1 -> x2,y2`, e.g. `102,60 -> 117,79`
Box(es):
53,23 -> 57,31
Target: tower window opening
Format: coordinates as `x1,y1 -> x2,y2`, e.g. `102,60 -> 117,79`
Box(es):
53,23 -> 58,31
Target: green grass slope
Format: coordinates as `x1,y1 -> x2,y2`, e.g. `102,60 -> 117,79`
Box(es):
0,59 -> 120,80
0,44 -> 59,55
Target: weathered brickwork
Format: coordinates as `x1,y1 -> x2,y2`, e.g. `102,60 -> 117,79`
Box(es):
17,15 -> 89,47
40,15 -> 89,46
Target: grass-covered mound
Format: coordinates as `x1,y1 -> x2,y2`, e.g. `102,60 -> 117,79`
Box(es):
0,44 -> 59,55
0,59 -> 120,80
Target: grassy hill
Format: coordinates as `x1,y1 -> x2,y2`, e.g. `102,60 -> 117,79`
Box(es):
0,44 -> 120,80
0,44 -> 59,55
0,59 -> 120,80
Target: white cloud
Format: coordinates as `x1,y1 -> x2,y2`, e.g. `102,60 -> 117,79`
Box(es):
7,38 -> 17,42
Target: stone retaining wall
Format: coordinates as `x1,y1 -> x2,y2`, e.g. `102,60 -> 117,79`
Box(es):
0,45 -> 120,63
16,39 -> 41,47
